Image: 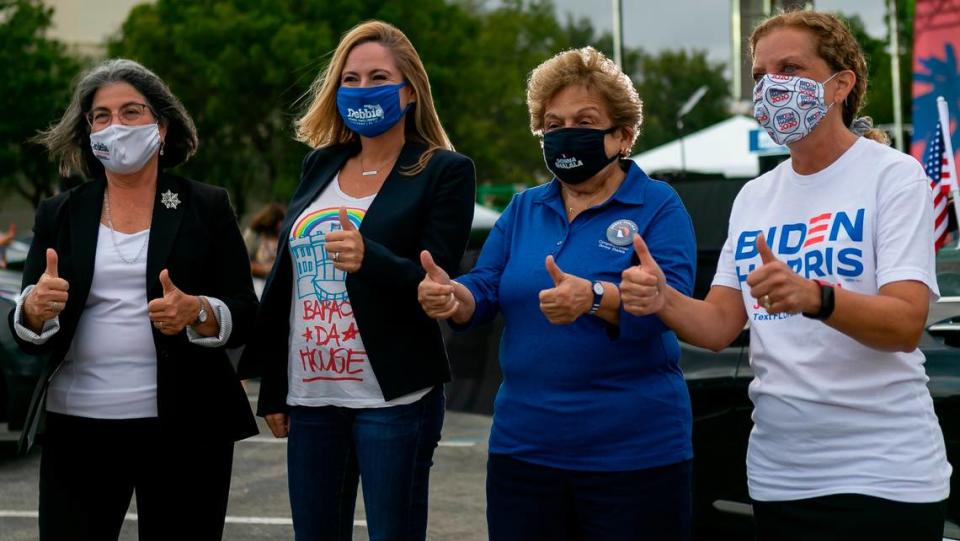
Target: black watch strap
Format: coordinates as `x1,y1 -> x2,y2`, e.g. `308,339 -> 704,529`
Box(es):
588,281 -> 604,315
802,280 -> 835,320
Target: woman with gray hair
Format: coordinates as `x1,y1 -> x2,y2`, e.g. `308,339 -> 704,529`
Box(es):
11,58 -> 258,540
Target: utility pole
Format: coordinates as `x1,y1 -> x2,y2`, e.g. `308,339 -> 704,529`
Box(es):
888,0 -> 905,150
612,0 -> 624,68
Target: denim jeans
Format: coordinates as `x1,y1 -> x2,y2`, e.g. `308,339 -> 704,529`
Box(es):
287,386 -> 444,541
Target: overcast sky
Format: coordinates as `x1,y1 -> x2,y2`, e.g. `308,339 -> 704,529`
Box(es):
552,0 -> 889,65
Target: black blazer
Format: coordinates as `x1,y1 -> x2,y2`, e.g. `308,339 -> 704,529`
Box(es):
239,141 -> 476,415
10,174 -> 259,452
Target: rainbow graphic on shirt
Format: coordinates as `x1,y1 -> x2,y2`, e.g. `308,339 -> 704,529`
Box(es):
289,207 -> 366,301
289,206 -> 369,384
292,208 -> 364,239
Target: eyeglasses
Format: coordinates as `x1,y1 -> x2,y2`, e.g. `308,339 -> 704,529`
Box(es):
85,103 -> 155,131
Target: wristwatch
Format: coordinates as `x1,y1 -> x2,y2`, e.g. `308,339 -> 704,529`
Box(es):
588,281 -> 604,315
193,296 -> 208,326
802,280 -> 835,320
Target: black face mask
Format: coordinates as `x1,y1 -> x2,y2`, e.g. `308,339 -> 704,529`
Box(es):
542,126 -> 619,185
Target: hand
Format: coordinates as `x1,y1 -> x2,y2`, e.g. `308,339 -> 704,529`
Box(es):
265,413 -> 289,438
147,269 -> 202,335
746,233 -> 820,315
538,256 -> 592,325
620,234 -> 666,316
417,250 -> 460,319
24,249 -> 69,327
324,207 -> 364,273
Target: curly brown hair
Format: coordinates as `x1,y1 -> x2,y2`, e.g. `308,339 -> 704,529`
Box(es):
526,47 -> 642,152
750,10 -> 888,143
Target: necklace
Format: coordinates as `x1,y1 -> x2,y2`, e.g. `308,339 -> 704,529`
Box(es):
359,153 -> 396,177
103,191 -> 150,264
564,188 -> 609,216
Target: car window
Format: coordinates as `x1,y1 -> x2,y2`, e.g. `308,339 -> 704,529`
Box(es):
936,248 -> 960,297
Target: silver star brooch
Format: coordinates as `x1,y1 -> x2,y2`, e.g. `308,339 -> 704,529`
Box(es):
160,190 -> 181,209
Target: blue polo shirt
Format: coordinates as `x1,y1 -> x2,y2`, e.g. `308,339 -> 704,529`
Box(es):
457,161 -> 696,471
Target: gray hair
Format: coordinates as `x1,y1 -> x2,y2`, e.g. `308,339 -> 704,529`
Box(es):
34,58 -> 198,177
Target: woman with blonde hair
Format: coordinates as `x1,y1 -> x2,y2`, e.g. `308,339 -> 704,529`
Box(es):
239,20 -> 475,541
620,10 -> 950,540
418,46 -> 696,540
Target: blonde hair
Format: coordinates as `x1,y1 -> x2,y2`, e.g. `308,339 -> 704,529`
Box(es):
750,10 -> 889,144
295,20 -> 452,174
526,46 -> 643,151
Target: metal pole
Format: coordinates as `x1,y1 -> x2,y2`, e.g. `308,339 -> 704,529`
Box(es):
888,0 -> 905,150
612,0 -> 624,69
731,0 -> 742,103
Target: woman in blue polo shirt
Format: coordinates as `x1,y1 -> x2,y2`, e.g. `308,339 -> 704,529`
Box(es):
418,46 -> 696,540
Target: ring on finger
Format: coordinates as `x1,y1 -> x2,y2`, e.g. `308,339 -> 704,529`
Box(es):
761,294 -> 772,310
332,251 -> 340,262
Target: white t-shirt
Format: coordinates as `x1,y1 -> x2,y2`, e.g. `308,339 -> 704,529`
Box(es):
47,225 -> 158,418
713,137 -> 952,503
286,176 -> 430,408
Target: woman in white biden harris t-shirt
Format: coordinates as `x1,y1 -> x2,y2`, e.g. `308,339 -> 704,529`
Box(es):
619,10 -> 950,541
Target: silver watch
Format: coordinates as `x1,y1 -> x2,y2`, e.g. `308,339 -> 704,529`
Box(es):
194,296 -> 208,325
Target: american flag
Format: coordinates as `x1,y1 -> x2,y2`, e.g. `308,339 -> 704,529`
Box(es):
927,121 -> 954,250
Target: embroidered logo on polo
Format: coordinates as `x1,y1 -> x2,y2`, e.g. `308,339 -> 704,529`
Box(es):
606,219 -> 638,246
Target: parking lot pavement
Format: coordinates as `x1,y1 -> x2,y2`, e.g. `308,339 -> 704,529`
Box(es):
0,385 -> 492,541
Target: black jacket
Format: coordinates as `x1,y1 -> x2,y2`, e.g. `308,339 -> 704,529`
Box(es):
239,141 -> 476,415
10,174 -> 259,452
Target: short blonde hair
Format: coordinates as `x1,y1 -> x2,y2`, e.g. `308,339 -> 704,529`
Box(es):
526,47 -> 642,150
295,20 -> 452,174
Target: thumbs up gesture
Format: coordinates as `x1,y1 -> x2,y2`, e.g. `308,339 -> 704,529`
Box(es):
24,248 -> 70,329
417,250 -> 463,320
746,233 -> 820,315
148,269 -> 202,335
324,207 -> 364,273
620,234 -> 667,316
538,255 -> 593,325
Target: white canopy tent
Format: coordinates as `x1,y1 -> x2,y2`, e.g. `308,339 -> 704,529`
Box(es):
472,203 -> 501,230
630,115 -> 771,178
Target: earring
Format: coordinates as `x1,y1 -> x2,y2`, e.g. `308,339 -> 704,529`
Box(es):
159,141 -> 165,156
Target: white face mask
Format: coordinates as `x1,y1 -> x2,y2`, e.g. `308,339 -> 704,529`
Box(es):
752,72 -> 839,146
89,123 -> 161,174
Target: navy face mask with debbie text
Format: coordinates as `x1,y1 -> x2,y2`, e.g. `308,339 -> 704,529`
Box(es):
542,126 -> 619,185
336,82 -> 410,138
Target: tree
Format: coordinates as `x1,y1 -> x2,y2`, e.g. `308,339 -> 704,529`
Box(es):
626,49 -> 731,153
0,0 -> 81,208
834,2 -> 914,138
108,0 -> 605,207
107,0 -> 732,209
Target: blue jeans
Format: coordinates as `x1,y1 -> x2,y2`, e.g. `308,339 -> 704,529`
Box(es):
287,386 -> 444,541
486,454 -> 692,541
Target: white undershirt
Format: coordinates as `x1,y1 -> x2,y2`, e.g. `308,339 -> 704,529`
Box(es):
48,225 -> 158,418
